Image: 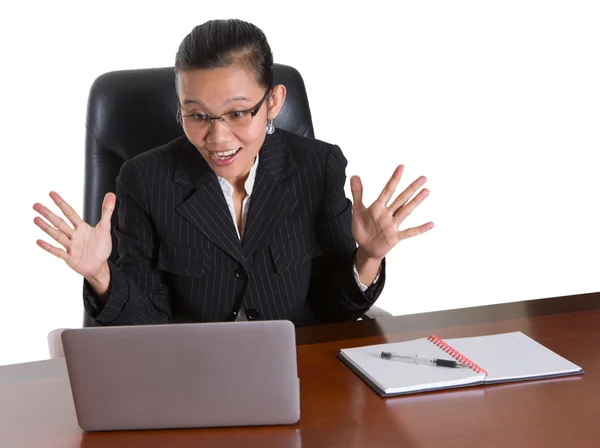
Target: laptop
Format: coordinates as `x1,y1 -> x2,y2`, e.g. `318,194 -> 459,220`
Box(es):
61,320 -> 300,431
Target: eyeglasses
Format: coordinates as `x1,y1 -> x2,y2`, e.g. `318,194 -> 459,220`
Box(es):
178,88 -> 271,130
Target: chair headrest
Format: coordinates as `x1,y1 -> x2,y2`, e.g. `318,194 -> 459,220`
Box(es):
85,64 -> 314,162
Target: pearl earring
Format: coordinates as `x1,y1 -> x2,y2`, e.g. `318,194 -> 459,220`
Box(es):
266,119 -> 275,135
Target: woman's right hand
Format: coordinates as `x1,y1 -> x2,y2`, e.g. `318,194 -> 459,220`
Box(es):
33,192 -> 116,290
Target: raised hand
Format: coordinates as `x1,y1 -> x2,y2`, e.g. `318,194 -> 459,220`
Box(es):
350,165 -> 434,262
33,192 -> 116,280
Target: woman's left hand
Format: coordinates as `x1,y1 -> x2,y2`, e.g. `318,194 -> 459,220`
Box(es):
350,165 -> 434,262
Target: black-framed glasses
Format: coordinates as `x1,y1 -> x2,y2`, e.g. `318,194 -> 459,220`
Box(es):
178,88 -> 271,129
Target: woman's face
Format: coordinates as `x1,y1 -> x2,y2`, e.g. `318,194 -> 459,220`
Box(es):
177,65 -> 285,186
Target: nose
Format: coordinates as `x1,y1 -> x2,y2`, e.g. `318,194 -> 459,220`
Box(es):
205,118 -> 232,144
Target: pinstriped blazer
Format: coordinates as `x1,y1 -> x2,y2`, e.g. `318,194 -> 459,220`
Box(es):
83,129 -> 386,326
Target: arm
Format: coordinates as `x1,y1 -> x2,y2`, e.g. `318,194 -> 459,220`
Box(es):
83,159 -> 171,325
307,145 -> 386,323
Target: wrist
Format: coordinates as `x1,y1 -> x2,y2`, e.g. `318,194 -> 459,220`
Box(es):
86,262 -> 111,300
355,246 -> 383,267
355,246 -> 383,287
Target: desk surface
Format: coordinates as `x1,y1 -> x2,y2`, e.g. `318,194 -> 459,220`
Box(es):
2,292 -> 599,448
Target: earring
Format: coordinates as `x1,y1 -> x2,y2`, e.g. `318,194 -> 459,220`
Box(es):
266,119 -> 275,135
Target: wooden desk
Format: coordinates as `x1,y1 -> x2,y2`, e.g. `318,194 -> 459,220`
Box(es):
2,292 -> 599,447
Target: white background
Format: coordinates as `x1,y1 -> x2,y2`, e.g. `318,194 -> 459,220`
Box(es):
1,1 -> 598,366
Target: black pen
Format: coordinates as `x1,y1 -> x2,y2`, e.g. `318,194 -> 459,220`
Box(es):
380,351 -> 468,368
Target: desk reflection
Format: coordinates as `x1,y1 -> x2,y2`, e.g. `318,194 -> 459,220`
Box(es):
80,426 -> 302,448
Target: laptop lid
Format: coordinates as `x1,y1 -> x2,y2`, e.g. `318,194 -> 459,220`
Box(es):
61,320 -> 300,431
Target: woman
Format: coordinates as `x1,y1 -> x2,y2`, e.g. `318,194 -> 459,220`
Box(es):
33,19 -> 433,326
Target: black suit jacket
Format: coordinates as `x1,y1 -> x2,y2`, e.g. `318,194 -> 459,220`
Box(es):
84,129 -> 386,326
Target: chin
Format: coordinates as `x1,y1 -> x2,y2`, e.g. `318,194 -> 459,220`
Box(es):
198,144 -> 258,182
212,164 -> 240,178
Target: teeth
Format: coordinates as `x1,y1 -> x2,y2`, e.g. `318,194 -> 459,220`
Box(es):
214,148 -> 239,157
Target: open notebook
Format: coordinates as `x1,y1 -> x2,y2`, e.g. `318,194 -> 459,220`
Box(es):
338,331 -> 583,397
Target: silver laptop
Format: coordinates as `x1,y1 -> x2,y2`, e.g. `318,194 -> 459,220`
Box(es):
61,320 -> 300,431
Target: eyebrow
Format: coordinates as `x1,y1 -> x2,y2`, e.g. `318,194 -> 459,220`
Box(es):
182,96 -> 252,107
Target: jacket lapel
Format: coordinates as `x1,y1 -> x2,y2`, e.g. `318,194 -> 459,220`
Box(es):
173,142 -> 246,268
242,132 -> 299,258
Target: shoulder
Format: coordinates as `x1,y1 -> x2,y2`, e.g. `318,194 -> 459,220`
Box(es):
276,129 -> 347,169
129,134 -> 189,168
119,135 -> 189,179
277,129 -> 335,154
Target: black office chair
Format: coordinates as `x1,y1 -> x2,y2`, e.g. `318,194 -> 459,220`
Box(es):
83,64 -> 390,326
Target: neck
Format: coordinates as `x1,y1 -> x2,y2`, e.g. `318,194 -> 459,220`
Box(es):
225,173 -> 249,195
224,156 -> 257,195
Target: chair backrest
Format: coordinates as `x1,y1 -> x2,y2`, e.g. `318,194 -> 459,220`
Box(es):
83,64 -> 314,326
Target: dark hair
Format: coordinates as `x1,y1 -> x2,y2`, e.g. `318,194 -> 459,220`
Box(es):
175,19 -> 274,90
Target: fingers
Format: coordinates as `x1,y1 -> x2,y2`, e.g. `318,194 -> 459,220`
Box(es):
32,202 -> 74,239
398,221 -> 435,240
350,176 -> 364,209
376,165 -> 404,206
49,191 -> 84,227
36,239 -> 69,261
33,216 -> 71,249
388,176 -> 427,215
393,188 -> 430,223
98,193 -> 116,230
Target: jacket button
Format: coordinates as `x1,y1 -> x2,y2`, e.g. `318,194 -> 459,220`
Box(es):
245,309 -> 260,320
235,268 -> 247,280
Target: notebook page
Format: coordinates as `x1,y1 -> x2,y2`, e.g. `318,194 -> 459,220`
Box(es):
444,332 -> 583,382
340,338 -> 484,394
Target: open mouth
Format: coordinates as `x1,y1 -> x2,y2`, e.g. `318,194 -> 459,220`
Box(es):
210,147 -> 242,165
213,148 -> 241,160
